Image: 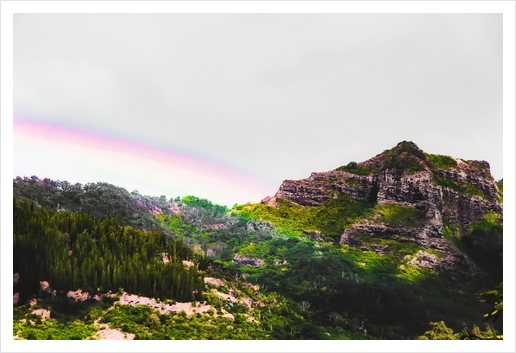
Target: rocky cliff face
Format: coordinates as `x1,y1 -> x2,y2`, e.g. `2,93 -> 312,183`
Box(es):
262,141 -> 502,278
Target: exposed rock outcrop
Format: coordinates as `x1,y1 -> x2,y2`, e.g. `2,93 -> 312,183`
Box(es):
233,254 -> 265,267
340,221 -> 482,278
266,142 -> 501,228
263,141 -> 501,278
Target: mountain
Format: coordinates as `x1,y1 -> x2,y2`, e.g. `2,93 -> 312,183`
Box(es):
263,141 -> 503,280
12,141 -> 503,340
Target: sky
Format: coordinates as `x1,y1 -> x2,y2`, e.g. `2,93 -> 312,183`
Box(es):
12,13 -> 503,207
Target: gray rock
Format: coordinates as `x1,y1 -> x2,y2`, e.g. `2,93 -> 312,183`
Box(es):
268,142 -> 501,279
233,254 -> 265,267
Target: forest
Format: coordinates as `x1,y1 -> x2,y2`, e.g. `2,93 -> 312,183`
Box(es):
12,175 -> 503,340
14,198 -> 205,303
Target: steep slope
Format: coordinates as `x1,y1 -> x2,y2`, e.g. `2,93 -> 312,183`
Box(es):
261,141 -> 502,280
12,141 -> 503,339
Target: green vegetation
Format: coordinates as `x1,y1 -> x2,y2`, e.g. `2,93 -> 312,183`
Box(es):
418,321 -> 502,340
13,177 -> 169,231
442,218 -> 462,248
441,214 -> 502,283
426,154 -> 458,170
434,175 -> 463,192
417,321 -> 458,340
371,204 -> 425,228
433,175 -> 487,199
381,141 -> 427,177
102,304 -> 268,340
237,194 -> 372,238
461,213 -> 503,281
336,162 -> 376,176
238,198 -> 318,238
13,170 -> 502,340
383,155 -> 426,175
355,233 -> 441,260
14,200 -> 206,303
14,316 -> 97,340
337,142 -> 433,178
496,179 -> 503,203
239,242 -> 271,258
12,297 -> 117,340
468,212 -> 502,233
182,195 -> 228,214
344,178 -> 359,187
418,283 -> 503,340
478,282 -> 503,323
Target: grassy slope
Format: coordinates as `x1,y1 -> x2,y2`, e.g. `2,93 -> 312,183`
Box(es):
13,173 -> 501,339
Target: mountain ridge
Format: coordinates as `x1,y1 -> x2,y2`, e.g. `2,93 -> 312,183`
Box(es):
260,141 -> 502,279
12,140 -> 503,340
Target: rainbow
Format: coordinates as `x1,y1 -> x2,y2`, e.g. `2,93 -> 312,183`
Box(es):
13,116 -> 277,206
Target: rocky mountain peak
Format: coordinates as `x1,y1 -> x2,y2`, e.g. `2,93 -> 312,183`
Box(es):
261,141 -> 502,278
360,140 -> 428,171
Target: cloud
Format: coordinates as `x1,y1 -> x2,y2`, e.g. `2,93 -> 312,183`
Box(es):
14,13 -> 503,196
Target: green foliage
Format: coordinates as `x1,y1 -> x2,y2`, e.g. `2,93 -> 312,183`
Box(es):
102,303 -> 274,340
380,142 -> 427,177
371,204 -> 425,228
433,176 -> 487,199
344,178 -> 359,187
457,324 -> 503,340
236,194 -> 372,238
433,175 -> 462,192
426,154 -> 458,170
384,156 -> 426,175
239,242 -> 271,258
14,318 -> 97,340
496,180 -> 503,203
336,162 -> 376,176
461,213 -> 503,281
315,194 -> 373,237
14,170 -> 502,340
182,196 -> 228,214
463,182 -> 487,199
13,200 -> 205,302
225,190 -> 490,338
13,302 -> 98,340
468,212 -> 503,233
418,283 -> 504,341
477,283 -> 503,323
417,321 -> 458,340
157,214 -> 187,237
355,233 -> 441,260
13,177 -> 167,231
442,218 -> 462,248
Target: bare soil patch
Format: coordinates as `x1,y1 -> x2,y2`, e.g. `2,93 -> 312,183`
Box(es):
94,323 -> 135,340
204,277 -> 226,286
32,308 -> 51,319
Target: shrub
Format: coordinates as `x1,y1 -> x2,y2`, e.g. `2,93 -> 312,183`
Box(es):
336,162 -> 376,176
383,155 -> 426,176
433,176 -> 487,199
417,321 -> 458,340
496,180 -> 503,203
426,154 -> 458,170
373,204 -> 425,228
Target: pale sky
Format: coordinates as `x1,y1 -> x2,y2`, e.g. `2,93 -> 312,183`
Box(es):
13,13 -> 503,206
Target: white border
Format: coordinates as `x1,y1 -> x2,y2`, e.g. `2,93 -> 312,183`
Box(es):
2,1 -> 515,352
